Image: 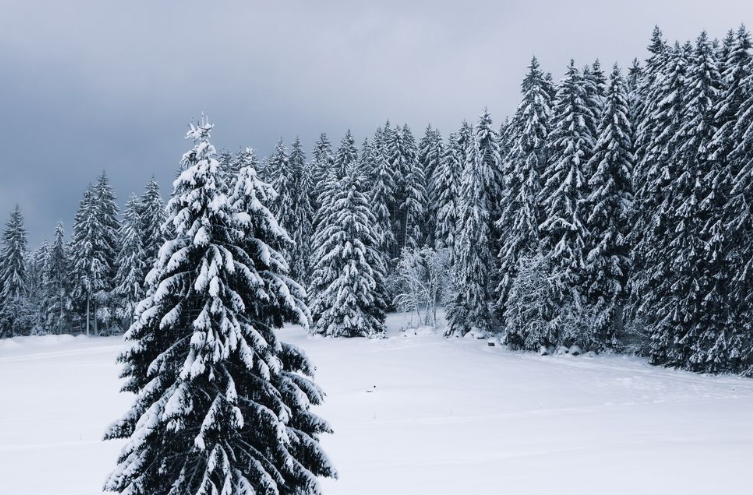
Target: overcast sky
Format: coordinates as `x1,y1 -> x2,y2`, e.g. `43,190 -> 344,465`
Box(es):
1,0 -> 752,245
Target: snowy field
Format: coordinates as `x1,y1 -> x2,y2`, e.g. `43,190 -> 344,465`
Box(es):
1,313 -> 752,495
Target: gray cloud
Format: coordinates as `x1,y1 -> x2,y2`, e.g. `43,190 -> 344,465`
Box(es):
0,0 -> 751,244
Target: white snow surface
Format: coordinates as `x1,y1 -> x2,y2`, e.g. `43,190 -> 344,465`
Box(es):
1,313 -> 752,494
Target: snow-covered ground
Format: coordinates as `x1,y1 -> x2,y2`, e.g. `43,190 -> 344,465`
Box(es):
1,313 -> 752,494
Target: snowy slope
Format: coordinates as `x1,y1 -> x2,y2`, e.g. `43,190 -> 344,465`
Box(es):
1,314 -> 752,494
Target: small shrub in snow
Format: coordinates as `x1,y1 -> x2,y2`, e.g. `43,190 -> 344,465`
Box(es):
393,246 -> 450,328
554,345 -> 570,356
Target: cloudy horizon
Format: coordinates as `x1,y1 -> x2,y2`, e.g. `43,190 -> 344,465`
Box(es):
1,0 -> 751,244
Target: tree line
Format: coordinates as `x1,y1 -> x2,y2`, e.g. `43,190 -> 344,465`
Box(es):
2,25 -> 753,376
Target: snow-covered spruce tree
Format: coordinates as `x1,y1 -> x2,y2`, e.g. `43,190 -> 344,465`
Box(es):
652,32 -> 722,370
498,116 -> 513,164
42,221 -> 72,334
230,154 -> 337,461
473,110 -> 502,221
356,137 -> 375,181
104,118 -> 335,494
583,60 -> 607,127
474,110 -> 504,292
311,133 -> 335,203
419,125 -> 443,247
627,58 -> 642,94
628,41 -> 688,345
71,173 -> 119,335
0,205 -> 29,337
543,71 -> 557,105
504,252 -> 556,351
228,148 -> 255,192
372,121 -> 392,161
630,28 -> 669,225
419,126 -> 443,184
385,124 -> 416,254
113,195 -> 146,330
367,132 -> 398,259
432,131 -> 463,250
138,178 -> 167,280
712,27 -> 751,165
217,149 -> 233,182
289,137 -> 316,289
309,166 -> 388,338
399,124 -> 428,249
267,139 -> 297,237
626,58 -> 643,133
724,26 -> 753,374
446,115 -> 498,337
582,64 -> 634,351
694,26 -> 753,373
538,60 -> 596,348
26,241 -> 49,334
590,59 -> 608,97
633,26 -> 670,167
333,130 -> 358,180
496,57 -> 552,322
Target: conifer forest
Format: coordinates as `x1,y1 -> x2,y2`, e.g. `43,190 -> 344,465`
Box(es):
2,8 -> 753,495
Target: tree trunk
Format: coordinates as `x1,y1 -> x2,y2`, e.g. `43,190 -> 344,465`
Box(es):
59,290 -> 63,335
86,295 -> 90,336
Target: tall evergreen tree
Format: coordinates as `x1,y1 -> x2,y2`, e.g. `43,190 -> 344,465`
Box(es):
584,60 -> 608,127
694,27 -> 753,372
629,42 -> 688,341
373,121 -> 392,162
105,118 -> 335,494
333,130 -> 358,180
309,163 -> 387,338
138,178 -> 166,279
543,72 -> 557,104
266,139 -> 297,259
230,148 -> 256,189
113,195 -> 146,330
583,65 -> 634,350
42,221 -> 72,334
724,25 -> 753,374
385,124 -> 417,254
368,134 -> 398,261
217,149 -> 233,182
400,125 -> 428,249
633,27 -> 670,169
626,58 -> 643,130
419,126 -> 443,247
289,137 -> 316,288
71,172 -> 119,335
356,137 -> 375,180
446,113 -> 499,337
496,57 -> 552,321
432,132 -> 463,250
0,205 -> 29,336
311,133 -> 334,200
498,117 -> 513,164
538,61 -> 596,347
655,32 -> 722,369
477,111 -> 503,207
26,241 -> 49,333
